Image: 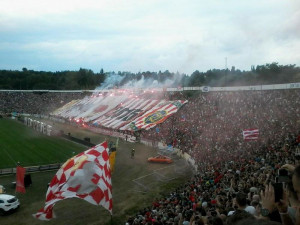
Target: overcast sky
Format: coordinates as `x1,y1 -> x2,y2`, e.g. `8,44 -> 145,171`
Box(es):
0,0 -> 299,74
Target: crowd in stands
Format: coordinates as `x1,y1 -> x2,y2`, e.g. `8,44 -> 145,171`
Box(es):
142,90 -> 300,165
1,89 -> 300,224
0,92 -> 86,115
128,89 -> 300,224
0,90 -> 166,116
126,132 -> 300,224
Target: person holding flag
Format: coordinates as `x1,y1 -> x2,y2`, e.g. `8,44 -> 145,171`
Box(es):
33,141 -> 112,220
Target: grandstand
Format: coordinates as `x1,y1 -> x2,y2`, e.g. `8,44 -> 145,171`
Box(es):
0,82 -> 300,225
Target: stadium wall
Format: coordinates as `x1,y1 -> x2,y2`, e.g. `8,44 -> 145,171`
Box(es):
1,82 -> 299,93
87,127 -> 136,142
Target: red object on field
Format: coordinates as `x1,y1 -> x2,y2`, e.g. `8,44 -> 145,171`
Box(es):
147,155 -> 173,164
16,166 -> 26,193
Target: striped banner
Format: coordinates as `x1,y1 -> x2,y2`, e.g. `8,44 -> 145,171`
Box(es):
52,94 -> 187,131
242,129 -> 259,141
93,98 -> 161,129
121,100 -> 187,131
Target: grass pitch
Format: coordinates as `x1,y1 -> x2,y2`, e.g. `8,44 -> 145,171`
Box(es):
0,118 -> 86,169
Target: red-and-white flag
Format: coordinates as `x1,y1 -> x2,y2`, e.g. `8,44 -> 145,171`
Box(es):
33,141 -> 112,220
16,166 -> 26,193
243,129 -> 259,141
122,100 -> 188,131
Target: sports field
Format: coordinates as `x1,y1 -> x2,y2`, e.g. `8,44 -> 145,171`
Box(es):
0,117 -> 193,225
0,118 -> 86,169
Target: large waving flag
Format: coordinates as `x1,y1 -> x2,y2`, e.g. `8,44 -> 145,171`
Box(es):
243,129 -> 259,141
34,141 -> 112,220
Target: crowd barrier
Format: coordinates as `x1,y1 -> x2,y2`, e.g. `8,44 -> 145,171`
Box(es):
42,115 -> 137,143
20,115 -> 137,143
0,163 -> 62,176
87,127 -> 136,142
60,133 -> 96,147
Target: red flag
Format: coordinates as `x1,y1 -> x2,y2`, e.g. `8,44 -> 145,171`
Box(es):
243,129 -> 259,141
16,166 -> 26,193
33,141 -> 112,220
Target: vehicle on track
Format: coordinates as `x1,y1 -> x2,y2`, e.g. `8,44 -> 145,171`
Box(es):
147,155 -> 173,164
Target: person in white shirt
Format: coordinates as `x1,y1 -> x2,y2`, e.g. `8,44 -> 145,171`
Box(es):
236,192 -> 256,215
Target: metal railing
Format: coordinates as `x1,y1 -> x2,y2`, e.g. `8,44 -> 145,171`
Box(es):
0,163 -> 62,176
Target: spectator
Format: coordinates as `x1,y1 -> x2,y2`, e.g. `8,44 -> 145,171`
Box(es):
235,193 -> 256,215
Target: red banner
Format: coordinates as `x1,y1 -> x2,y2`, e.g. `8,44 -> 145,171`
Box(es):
243,129 -> 259,141
16,166 -> 26,193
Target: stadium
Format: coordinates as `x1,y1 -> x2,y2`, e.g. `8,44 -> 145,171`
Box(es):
1,1 -> 300,225
0,78 -> 300,225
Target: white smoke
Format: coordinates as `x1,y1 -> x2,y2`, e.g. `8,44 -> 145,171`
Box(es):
95,73 -> 125,90
96,72 -> 184,90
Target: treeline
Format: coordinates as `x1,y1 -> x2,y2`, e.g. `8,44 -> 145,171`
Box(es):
186,63 -> 300,87
0,63 -> 299,90
0,68 -> 106,90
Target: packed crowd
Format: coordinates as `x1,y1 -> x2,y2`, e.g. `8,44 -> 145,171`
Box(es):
0,90 -> 166,116
142,90 -> 300,165
0,91 -> 86,115
127,132 -> 300,225
129,89 -> 300,224
1,89 -> 300,224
